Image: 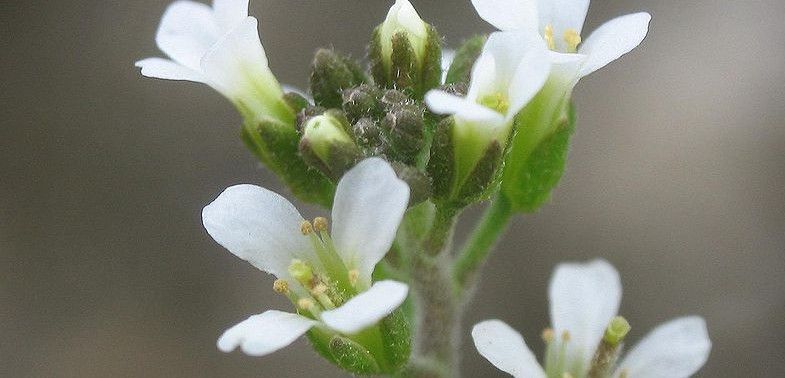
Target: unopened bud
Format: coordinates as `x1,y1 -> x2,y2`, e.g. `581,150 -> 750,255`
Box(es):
370,0 -> 442,98
342,85 -> 383,122
352,118 -> 384,152
300,111 -> 361,180
310,49 -> 367,108
381,104 -> 425,165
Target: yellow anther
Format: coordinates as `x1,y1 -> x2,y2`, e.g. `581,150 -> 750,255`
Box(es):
562,373 -> 574,378
313,217 -> 329,232
348,269 -> 360,286
619,369 -> 629,378
542,328 -> 555,343
561,330 -> 571,342
300,220 -> 314,235
273,279 -> 289,294
297,298 -> 315,310
312,283 -> 328,295
563,29 -> 582,52
544,24 -> 556,50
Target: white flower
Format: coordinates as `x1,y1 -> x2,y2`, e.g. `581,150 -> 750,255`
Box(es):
424,31 -> 550,184
471,0 -> 651,83
136,0 -> 292,123
202,158 -> 411,356
472,260 -> 711,378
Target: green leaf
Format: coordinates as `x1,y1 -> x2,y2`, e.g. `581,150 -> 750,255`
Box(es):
504,104 -> 576,213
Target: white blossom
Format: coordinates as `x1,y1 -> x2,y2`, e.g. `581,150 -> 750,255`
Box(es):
202,158 -> 411,356
136,0 -> 291,123
472,260 -> 711,378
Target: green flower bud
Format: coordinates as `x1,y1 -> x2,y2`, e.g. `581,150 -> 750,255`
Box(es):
241,117 -> 335,207
370,0 -> 442,99
310,49 -> 367,108
299,110 -> 361,180
381,104 -> 425,165
352,117 -> 385,153
342,84 -> 383,123
391,162 -> 432,205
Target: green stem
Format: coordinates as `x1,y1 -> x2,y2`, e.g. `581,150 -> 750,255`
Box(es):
452,194 -> 513,292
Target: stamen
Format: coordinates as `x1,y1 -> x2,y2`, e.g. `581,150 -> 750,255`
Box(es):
311,283 -> 337,310
478,92 -> 510,114
563,29 -> 582,53
563,373 -> 574,378
348,269 -> 360,287
561,330 -> 571,342
273,279 -> 289,294
313,217 -> 329,232
542,328 -> 555,343
619,369 -> 629,378
544,24 -> 556,50
300,220 -> 314,235
297,298 -> 320,315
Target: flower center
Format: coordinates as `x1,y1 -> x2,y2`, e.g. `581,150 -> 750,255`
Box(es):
544,24 -> 582,53
479,92 -> 510,114
273,218 -> 362,318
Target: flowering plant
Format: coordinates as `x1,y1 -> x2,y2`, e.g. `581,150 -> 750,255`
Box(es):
136,0 -> 710,376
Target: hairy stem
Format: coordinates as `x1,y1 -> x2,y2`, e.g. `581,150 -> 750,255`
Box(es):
452,194 -> 513,292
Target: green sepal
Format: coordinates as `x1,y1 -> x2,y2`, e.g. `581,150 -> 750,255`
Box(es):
282,91 -> 311,114
456,140 -> 503,204
381,104 -> 426,166
391,162 -> 432,206
310,49 -> 367,109
369,26 -> 442,100
419,26 -> 443,96
445,35 -> 487,85
378,308 -> 412,372
342,84 -> 384,123
240,117 -> 335,207
328,335 -> 382,375
389,32 -> 420,94
502,104 -> 576,213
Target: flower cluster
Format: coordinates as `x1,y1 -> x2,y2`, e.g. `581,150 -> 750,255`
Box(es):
136,0 -> 711,376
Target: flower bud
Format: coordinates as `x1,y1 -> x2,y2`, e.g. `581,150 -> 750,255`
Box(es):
352,117 -> 385,153
380,104 -> 425,165
299,110 -> 361,180
342,84 -> 383,123
241,118 -> 335,207
370,0 -> 442,98
310,49 -> 368,108
391,162 -> 432,205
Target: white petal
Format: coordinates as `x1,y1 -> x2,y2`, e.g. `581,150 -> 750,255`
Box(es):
331,158 -> 410,283
537,0 -> 590,34
471,0 -> 539,32
282,85 -> 313,104
202,184 -> 314,280
200,17 -> 270,98
135,57 -> 206,82
506,36 -> 551,118
614,317 -> 711,378
549,259 -> 622,370
217,310 -> 316,356
471,320 -> 546,378
212,0 -> 249,30
578,12 -> 652,77
466,49 -> 498,102
426,90 -> 469,115
155,1 -> 221,71
320,280 -> 409,334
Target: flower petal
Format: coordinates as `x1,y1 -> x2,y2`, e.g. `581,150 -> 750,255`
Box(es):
320,280 -> 409,334
155,0 -> 221,71
505,36 -> 551,118
578,12 -> 652,77
614,316 -> 711,378
202,184 -> 313,281
217,310 -> 317,356
135,57 -> 207,82
441,48 -> 456,82
426,90 -> 507,130
471,320 -> 546,378
549,259 -> 622,370
212,0 -> 249,30
200,16 -> 271,98
331,158 -> 410,283
537,0 -> 590,35
471,0 -> 539,32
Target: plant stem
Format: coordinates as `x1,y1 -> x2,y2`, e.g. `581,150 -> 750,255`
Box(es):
452,194 -> 513,292
407,204 -> 461,378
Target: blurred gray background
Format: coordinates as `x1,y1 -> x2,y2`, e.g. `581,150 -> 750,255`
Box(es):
2,0 -> 783,376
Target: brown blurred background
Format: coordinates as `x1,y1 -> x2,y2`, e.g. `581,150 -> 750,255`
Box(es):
2,0 -> 783,376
